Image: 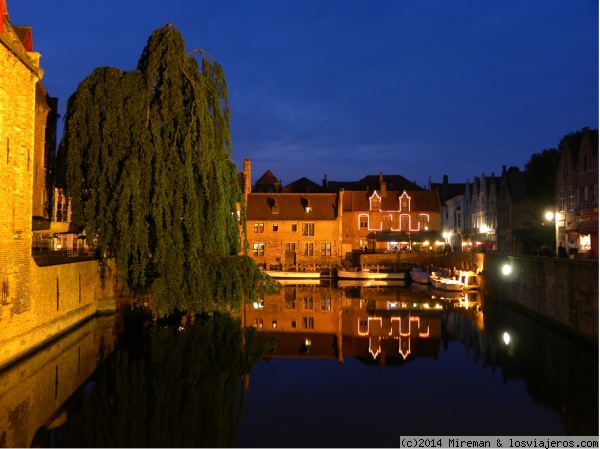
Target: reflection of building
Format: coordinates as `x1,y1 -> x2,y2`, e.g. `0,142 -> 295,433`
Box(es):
0,316 -> 114,448
245,283 -> 450,366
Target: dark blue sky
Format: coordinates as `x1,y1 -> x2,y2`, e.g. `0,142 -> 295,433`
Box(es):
9,1 -> 598,188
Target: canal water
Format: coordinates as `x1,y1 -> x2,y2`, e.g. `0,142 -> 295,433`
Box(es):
0,281 -> 597,447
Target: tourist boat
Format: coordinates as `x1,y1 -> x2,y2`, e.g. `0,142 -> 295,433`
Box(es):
263,270 -> 321,279
409,267 -> 432,284
336,267 -> 408,280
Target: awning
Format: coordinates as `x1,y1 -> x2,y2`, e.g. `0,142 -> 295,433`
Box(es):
409,230 -> 444,242
372,231 -> 410,242
566,219 -> 598,235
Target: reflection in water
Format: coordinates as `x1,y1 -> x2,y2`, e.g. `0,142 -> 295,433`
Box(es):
245,280 -> 598,437
1,282 -> 596,447
0,316 -> 114,448
27,306 -> 276,447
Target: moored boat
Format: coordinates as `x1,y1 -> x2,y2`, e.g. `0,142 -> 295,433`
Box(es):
263,270 -> 321,279
409,267 -> 431,284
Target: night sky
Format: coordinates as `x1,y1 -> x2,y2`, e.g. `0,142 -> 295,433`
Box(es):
8,1 -> 598,188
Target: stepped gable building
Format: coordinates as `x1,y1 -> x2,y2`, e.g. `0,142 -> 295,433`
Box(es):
340,173 -> 441,254
557,128 -> 598,258
429,175 -> 467,251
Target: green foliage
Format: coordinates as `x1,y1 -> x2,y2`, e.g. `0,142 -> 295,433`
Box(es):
56,24 -> 262,316
523,148 -> 560,206
53,311 -> 277,447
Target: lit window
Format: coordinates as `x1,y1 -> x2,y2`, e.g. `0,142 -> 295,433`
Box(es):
253,243 -> 264,256
321,242 -> 332,256
254,223 -> 264,233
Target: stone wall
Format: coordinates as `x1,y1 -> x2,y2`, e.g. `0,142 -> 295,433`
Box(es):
0,258 -> 116,370
482,253 -> 598,343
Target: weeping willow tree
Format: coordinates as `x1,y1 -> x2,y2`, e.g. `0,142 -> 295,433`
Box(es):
56,24 -> 272,316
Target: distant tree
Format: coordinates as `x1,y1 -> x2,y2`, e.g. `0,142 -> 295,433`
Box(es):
524,148 -> 560,205
56,24 -> 271,316
523,148 -> 560,248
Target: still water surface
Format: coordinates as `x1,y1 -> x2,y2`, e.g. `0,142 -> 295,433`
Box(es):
0,281 -> 597,447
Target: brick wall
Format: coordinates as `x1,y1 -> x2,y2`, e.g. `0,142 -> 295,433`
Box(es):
0,258 -> 116,370
0,26 -> 38,325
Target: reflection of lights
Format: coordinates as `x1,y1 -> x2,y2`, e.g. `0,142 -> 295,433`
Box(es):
272,321 -> 277,328
304,338 -> 311,347
503,332 -> 511,345
389,301 -> 397,309
502,264 -> 512,276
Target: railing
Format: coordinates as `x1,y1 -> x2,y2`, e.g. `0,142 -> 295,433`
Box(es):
32,248 -> 100,267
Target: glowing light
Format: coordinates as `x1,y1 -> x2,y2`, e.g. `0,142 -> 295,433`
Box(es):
545,211 -> 554,221
501,264 -> 512,276
503,332 -> 511,345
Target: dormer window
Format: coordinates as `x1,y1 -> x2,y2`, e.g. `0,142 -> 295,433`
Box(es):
272,200 -> 279,214
305,199 -> 312,213
370,192 -> 381,211
400,192 -> 410,212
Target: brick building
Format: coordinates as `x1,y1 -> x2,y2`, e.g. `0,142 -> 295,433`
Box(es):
0,1 -> 44,314
340,173 -> 442,254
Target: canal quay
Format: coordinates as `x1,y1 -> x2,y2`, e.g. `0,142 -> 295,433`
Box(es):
0,258 -> 597,447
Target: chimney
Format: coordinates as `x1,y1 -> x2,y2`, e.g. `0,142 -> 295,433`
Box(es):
243,158 -> 251,195
379,172 -> 386,196
322,174 -> 328,191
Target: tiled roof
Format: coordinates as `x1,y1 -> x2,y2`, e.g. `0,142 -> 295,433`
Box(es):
246,193 -> 338,220
283,177 -> 324,193
342,190 -> 440,212
255,169 -> 279,184
327,174 -> 424,192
